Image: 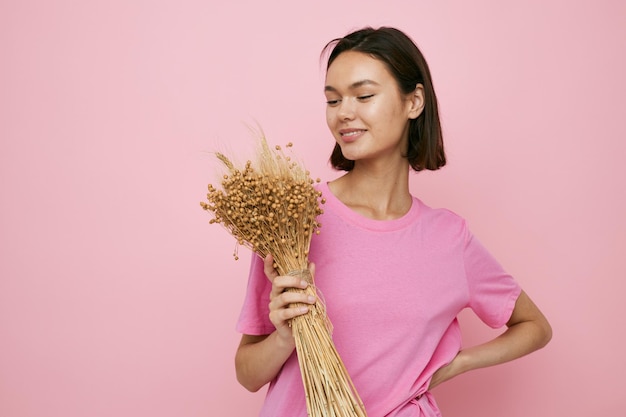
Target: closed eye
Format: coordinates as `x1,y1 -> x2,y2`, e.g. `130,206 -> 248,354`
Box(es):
326,99 -> 341,106
358,94 -> 374,101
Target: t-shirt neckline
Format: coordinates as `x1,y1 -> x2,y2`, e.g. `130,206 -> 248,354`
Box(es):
318,181 -> 420,232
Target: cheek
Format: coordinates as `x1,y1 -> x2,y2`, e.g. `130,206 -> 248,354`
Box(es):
371,102 -> 404,127
325,109 -> 335,128
359,104 -> 385,128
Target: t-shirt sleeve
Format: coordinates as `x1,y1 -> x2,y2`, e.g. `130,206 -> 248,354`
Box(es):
463,227 -> 522,328
235,254 -> 276,335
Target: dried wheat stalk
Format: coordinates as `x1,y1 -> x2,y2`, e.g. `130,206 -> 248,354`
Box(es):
200,135 -> 367,417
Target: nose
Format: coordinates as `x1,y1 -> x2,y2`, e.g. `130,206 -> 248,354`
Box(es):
337,98 -> 355,121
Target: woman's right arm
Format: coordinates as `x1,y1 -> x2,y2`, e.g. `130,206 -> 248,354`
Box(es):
235,255 -> 316,392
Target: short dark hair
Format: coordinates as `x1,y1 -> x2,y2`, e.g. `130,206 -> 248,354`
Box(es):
322,27 -> 446,172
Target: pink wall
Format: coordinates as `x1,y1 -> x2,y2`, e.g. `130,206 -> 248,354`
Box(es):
1,1 -> 625,416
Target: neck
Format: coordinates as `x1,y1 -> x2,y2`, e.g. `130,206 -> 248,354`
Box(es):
329,161 -> 412,220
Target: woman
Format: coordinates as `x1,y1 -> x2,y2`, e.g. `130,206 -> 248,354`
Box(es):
234,26 -> 552,417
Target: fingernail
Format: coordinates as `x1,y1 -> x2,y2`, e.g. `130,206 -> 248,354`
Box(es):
300,280 -> 308,288
299,306 -> 309,313
307,295 -> 316,303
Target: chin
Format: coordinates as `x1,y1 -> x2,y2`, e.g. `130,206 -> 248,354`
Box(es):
338,144 -> 363,160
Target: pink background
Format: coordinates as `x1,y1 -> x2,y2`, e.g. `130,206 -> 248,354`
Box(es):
1,1 -> 625,416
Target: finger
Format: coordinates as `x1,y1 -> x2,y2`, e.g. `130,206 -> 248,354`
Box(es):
263,254 -> 279,282
270,275 -> 309,299
270,304 -> 310,325
270,291 -> 316,310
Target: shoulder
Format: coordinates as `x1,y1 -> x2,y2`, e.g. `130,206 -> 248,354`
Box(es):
414,198 -> 468,239
415,198 -> 466,225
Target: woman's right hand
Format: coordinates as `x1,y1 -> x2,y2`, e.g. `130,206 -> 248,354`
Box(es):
264,254 -> 317,346
235,255 -> 318,392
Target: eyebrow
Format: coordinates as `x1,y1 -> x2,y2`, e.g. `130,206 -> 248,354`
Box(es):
324,79 -> 380,92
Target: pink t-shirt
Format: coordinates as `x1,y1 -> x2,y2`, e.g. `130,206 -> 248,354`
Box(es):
236,182 -> 521,417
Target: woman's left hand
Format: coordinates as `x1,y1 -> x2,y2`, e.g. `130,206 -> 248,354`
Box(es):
428,290 -> 552,390
428,353 -> 465,390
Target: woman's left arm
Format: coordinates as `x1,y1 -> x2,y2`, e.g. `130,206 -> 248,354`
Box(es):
429,290 -> 552,389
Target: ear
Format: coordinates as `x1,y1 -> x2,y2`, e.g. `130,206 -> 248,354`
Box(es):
407,84 -> 425,120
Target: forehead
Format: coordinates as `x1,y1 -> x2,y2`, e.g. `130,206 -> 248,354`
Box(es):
325,51 -> 395,87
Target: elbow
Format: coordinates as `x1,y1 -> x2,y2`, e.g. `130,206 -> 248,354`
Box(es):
235,355 -> 266,393
236,371 -> 265,393
529,312 -> 552,351
539,318 -> 553,349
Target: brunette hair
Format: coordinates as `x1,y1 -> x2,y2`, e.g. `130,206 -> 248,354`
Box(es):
322,27 -> 446,172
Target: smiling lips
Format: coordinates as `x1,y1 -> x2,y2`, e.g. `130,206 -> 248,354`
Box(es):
339,129 -> 366,142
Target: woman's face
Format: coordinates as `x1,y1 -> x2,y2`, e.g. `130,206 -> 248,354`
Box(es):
324,51 -> 423,167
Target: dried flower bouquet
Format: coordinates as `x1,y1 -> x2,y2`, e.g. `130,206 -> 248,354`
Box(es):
200,135 -> 367,417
